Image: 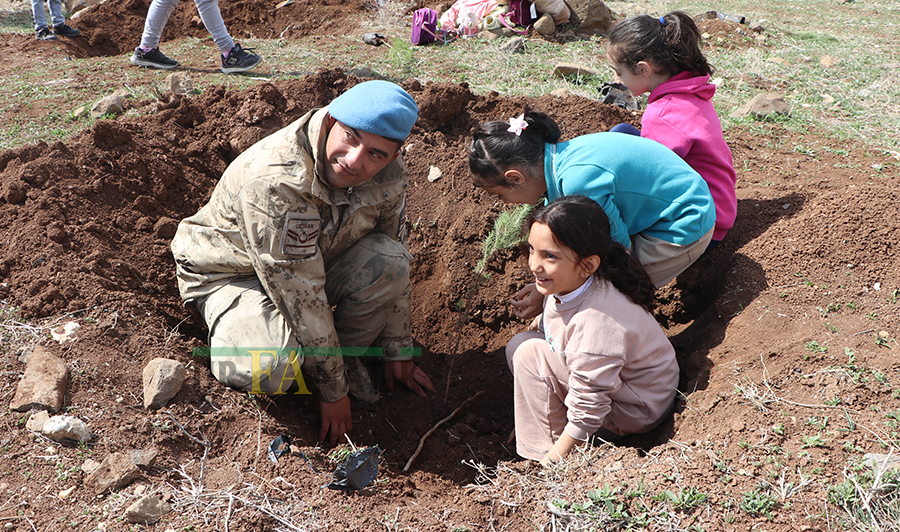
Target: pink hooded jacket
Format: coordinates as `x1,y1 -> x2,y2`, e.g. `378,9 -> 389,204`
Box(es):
642,72 -> 737,241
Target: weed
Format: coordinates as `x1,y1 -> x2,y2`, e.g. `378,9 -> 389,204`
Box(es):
805,341 -> 827,353
773,423 -> 785,436
847,301 -> 858,310
740,485 -> 779,519
801,434 -> 828,448
654,487 -> 708,512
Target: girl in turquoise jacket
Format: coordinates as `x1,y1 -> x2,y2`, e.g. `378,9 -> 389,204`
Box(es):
468,109 -> 714,318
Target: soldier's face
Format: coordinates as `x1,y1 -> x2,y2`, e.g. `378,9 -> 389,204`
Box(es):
323,120 -> 400,189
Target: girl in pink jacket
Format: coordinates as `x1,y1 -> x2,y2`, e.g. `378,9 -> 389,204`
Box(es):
507,196 -> 679,465
606,11 -> 737,248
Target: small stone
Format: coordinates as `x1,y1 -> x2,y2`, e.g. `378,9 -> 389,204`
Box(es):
124,495 -> 171,524
142,359 -> 186,410
500,36 -> 526,54
9,346 -> 68,412
25,410 -> 51,431
163,72 -> 193,96
59,486 -> 76,500
879,331 -> 890,339
46,446 -> 58,455
873,282 -> 881,291
553,62 -> 598,79
275,0 -> 294,8
50,321 -> 81,344
82,458 -> 101,475
134,485 -> 146,497
42,415 -> 92,442
534,13 -> 556,35
427,166 -> 442,182
732,93 -> 790,118
86,452 -> 141,493
90,94 -> 125,119
550,88 -> 572,98
130,448 -> 158,468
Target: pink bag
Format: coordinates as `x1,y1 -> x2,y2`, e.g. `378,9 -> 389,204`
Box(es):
411,8 -> 438,45
506,0 -> 536,26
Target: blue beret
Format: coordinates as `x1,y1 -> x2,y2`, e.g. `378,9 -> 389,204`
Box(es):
328,81 -> 419,142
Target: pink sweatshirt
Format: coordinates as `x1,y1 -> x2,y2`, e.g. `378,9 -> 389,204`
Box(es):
642,72 -> 737,241
541,280 -> 679,440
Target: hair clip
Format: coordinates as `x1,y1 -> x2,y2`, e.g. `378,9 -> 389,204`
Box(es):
659,15 -> 666,25
507,114 -> 528,136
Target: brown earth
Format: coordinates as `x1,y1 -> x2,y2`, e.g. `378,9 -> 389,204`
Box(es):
1,1 -> 900,531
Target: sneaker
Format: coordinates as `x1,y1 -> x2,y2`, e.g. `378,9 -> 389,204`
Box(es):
130,47 -> 178,69
53,23 -> 80,38
221,43 -> 261,74
36,27 -> 57,40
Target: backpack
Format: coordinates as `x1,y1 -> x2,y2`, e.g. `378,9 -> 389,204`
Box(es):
506,0 -> 536,26
410,8 -> 438,45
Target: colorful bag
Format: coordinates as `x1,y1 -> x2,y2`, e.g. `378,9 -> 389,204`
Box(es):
506,0 -> 536,26
410,8 -> 438,45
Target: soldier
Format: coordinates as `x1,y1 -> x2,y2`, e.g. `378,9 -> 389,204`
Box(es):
171,81 -> 434,446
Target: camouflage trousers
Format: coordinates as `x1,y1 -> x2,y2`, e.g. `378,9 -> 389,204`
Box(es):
196,233 -> 413,400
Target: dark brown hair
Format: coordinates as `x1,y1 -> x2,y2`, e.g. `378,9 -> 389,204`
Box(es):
607,11 -> 713,78
528,195 -> 656,311
468,108 -> 561,188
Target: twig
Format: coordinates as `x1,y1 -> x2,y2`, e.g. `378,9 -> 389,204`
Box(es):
167,412 -> 211,495
225,493 -> 233,532
404,390 -> 484,472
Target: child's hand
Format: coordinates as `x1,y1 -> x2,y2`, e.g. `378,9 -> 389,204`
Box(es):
510,283 -> 542,320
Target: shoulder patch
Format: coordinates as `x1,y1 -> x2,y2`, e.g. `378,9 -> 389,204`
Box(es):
281,213 -> 321,258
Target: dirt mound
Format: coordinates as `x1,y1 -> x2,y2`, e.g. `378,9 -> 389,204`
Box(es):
2,67 -> 900,531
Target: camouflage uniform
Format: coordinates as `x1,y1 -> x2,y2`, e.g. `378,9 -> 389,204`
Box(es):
171,106 -> 412,401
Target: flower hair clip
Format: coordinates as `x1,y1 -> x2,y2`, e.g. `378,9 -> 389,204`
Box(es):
507,114 -> 528,136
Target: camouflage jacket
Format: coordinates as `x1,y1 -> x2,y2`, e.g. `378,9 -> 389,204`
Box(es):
171,107 -> 408,400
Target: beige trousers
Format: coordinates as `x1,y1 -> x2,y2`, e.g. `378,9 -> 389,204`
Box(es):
632,227 -> 715,288
196,233 -> 412,397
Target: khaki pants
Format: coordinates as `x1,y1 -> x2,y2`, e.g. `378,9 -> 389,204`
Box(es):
196,233 -> 412,398
632,227 -> 715,288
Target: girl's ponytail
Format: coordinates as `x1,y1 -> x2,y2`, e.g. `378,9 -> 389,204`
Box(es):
598,242 -> 655,312
608,11 -> 712,77
468,108 -> 561,187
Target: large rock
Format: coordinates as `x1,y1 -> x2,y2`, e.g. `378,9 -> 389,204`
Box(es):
142,358 -> 185,410
9,346 -> 67,412
565,0 -> 614,36
66,0 -> 102,14
732,93 -> 791,118
85,452 -> 141,493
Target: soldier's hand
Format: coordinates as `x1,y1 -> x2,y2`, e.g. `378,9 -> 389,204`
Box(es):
510,283 -> 543,320
318,395 -> 352,447
385,361 -> 435,397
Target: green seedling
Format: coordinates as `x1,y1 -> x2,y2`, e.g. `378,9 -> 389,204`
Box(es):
801,434 -> 828,448
805,341 -> 827,353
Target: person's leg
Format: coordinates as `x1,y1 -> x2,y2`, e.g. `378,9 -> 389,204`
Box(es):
631,227 -> 715,288
192,0 -> 234,53
31,0 -> 47,30
46,0 -> 64,27
197,278 -> 308,395
508,335 -> 571,461
610,123 -> 640,135
324,233 -> 413,401
139,0 -> 180,49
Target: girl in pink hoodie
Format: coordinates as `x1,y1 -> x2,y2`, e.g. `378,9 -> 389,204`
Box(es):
606,11 -> 737,248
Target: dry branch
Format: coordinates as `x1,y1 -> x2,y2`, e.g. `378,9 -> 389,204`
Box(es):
404,390 -> 484,472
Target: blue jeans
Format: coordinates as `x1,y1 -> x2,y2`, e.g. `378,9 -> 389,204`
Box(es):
140,0 -> 235,54
610,123 -> 641,136
31,0 -> 64,30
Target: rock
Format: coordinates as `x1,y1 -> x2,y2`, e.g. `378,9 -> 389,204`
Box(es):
143,358 -> 186,410
65,0 -> 101,14
124,495 -> 171,524
275,0 -> 294,8
58,486 -> 76,500
90,94 -> 125,119
553,62 -> 599,79
427,166 -> 442,182
50,321 -> 81,344
732,93 -> 790,118
82,458 -> 101,475
153,217 -> 178,239
25,410 -> 50,431
130,448 -> 158,468
500,36 -> 526,54
565,0 -> 613,36
550,88 -> 572,98
163,72 -> 193,96
534,13 -> 556,36
72,105 -> 90,119
864,453 -> 900,472
42,415 -> 92,442
9,346 -> 68,413
85,452 -> 141,493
